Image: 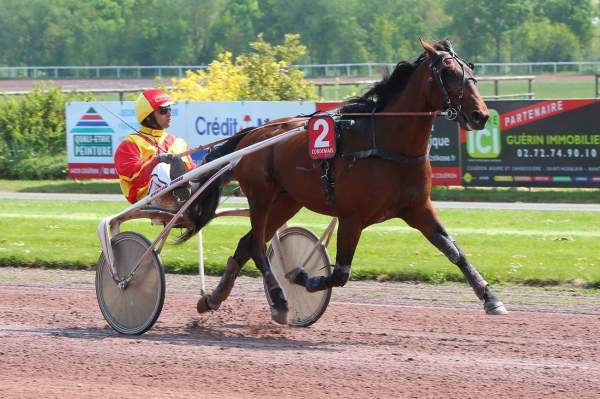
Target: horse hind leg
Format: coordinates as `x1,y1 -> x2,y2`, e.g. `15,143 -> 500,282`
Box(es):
402,205 -> 507,315
197,232 -> 251,313
251,193 -> 305,324
197,194 -> 297,325
229,191 -> 304,325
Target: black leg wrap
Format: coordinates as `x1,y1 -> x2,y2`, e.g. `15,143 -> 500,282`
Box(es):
431,232 -> 460,264
307,276 -> 330,292
432,231 -> 487,300
483,285 -> 498,303
268,287 -> 289,311
292,270 -> 330,292
329,264 -> 351,287
456,256 -> 487,300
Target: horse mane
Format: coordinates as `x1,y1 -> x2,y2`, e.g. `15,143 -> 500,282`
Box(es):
340,40 -> 453,114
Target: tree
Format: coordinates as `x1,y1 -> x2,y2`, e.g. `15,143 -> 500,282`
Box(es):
441,0 -> 530,62
510,19 -> 582,62
0,0 -> 73,65
532,0 -> 594,46
205,0 -> 262,62
359,0 -> 430,62
257,0 -> 370,63
178,0 -> 227,64
166,34 -> 315,101
117,0 -> 195,65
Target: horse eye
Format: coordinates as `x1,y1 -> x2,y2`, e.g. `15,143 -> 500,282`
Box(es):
468,62 -> 475,70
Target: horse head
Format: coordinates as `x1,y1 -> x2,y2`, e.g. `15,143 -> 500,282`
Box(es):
420,39 -> 489,131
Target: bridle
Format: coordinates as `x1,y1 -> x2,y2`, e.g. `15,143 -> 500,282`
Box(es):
428,47 -> 477,122
178,47 -> 480,159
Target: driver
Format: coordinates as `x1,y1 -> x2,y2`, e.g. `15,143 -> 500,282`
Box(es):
114,89 -> 195,204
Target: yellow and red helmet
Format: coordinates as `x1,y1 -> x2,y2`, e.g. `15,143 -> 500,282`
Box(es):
134,89 -> 175,123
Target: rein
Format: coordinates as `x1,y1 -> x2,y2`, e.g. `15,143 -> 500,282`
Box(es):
177,110 -> 453,160
179,49 -> 474,160
178,117 -> 311,158
331,110 -> 458,120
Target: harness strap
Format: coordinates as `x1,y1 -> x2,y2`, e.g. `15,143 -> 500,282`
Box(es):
341,148 -> 428,164
320,160 -> 336,210
339,110 -> 428,165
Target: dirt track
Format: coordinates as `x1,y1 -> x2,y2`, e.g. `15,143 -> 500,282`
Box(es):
1,267 -> 599,398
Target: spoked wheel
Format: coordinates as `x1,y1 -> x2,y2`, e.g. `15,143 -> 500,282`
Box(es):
96,231 -> 165,335
266,226 -> 332,327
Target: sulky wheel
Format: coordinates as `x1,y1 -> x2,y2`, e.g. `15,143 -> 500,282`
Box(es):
96,231 -> 165,335
266,226 -> 332,327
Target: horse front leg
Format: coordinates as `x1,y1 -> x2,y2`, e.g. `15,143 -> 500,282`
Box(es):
291,215 -> 362,292
401,203 -> 507,315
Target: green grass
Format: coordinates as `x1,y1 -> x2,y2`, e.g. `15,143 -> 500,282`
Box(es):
2,179 -> 598,203
318,76 -> 598,100
1,198 -> 599,287
478,79 -> 596,100
0,179 -> 240,196
0,179 -> 123,194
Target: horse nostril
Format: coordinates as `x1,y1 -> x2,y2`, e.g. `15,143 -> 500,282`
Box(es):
471,110 -> 487,128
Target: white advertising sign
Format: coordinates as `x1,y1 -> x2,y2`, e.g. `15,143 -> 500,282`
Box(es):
66,101 -> 316,178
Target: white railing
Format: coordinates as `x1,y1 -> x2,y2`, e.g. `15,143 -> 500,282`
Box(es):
0,65 -> 208,80
311,76 -> 535,100
3,76 -> 535,101
1,61 -> 599,80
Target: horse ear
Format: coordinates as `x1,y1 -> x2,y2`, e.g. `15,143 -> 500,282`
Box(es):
419,38 -> 437,58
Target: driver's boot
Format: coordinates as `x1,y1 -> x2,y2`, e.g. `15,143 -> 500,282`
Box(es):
170,156 -> 191,203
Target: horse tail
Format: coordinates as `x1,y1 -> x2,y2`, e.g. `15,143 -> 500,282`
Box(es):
175,127 -> 253,244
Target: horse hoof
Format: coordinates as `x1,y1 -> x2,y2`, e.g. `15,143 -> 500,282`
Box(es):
271,308 -> 288,325
196,295 -> 218,314
484,301 -> 508,315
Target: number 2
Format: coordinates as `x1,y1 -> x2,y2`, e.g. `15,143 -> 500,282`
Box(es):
313,119 -> 330,148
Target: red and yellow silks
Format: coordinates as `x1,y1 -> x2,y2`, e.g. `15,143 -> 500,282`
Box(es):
114,126 -> 195,203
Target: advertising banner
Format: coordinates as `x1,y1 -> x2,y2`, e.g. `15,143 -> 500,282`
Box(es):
66,102 -> 139,178
429,118 -> 461,185
66,101 -> 313,178
314,101 -> 460,185
461,100 -> 600,187
184,101 -> 314,161
67,99 -> 599,187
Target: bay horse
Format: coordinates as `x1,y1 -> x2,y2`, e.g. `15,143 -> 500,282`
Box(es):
184,39 -> 507,324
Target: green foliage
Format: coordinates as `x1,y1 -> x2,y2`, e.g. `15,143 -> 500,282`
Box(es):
166,34 -> 316,101
1,154 -> 68,180
0,86 -> 91,179
237,34 -> 315,100
206,0 -> 262,60
510,19 -> 582,61
531,0 -> 594,46
441,0 -> 530,62
0,0 -> 596,67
